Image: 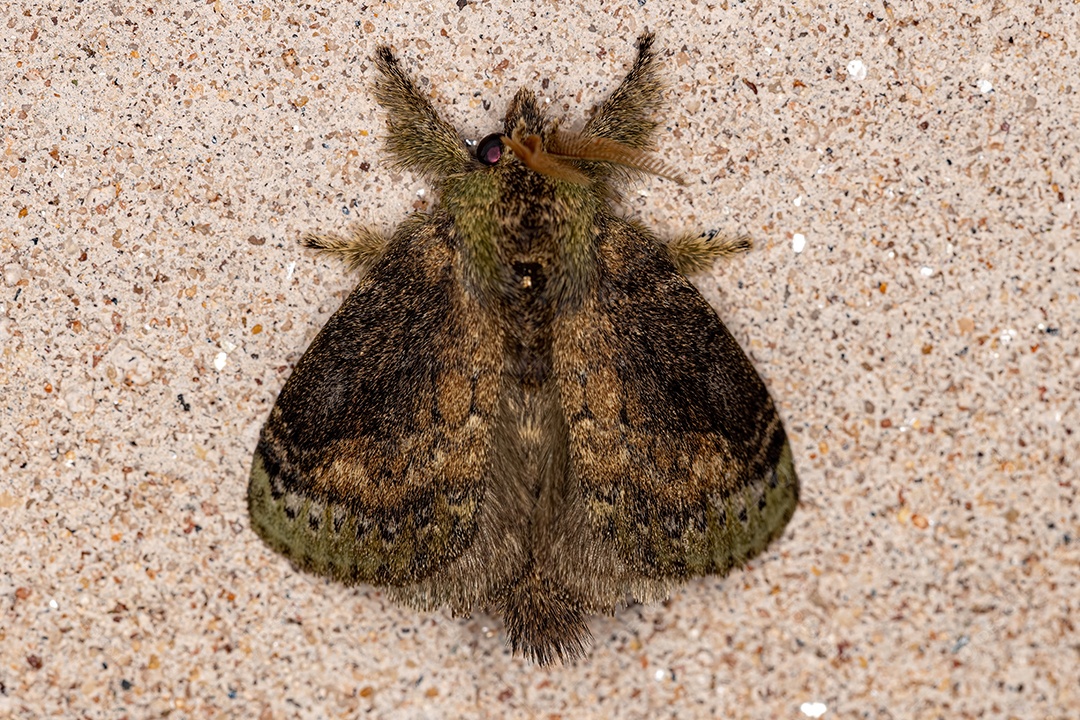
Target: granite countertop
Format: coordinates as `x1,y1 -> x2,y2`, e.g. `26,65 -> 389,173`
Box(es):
1,2 -> 1076,718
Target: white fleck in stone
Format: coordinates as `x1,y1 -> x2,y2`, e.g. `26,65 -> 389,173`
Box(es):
214,351 -> 228,371
792,234 -> 807,253
85,184 -> 114,207
3,263 -> 24,286
654,669 -> 666,681
800,701 -> 828,718
793,195 -> 803,207
63,379 -> 94,414
977,79 -> 994,94
920,266 -> 934,277
107,341 -> 155,386
846,59 -> 867,81
49,599 -> 59,610
286,261 -> 296,281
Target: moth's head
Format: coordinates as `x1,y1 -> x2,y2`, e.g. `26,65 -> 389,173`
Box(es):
470,86 -> 684,188
374,33 -> 683,189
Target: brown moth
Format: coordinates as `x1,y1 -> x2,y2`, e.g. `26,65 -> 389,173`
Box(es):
248,33 -> 798,665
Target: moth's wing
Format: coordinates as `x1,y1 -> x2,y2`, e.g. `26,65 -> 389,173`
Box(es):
248,219 -> 503,586
553,219 -> 798,581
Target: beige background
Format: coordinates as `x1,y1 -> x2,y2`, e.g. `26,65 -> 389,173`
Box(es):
2,1 -> 1076,718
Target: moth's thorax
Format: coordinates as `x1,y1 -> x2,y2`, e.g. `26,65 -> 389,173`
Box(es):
447,167 -> 598,292
440,167 -> 598,390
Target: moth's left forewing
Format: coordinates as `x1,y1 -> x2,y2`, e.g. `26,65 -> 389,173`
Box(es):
552,218 -> 798,584
248,220 -> 505,587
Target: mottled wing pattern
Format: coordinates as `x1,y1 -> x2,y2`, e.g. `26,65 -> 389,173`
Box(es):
553,217 -> 798,581
248,219 -> 503,586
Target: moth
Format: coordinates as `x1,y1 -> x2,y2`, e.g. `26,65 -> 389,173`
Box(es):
248,33 -> 799,665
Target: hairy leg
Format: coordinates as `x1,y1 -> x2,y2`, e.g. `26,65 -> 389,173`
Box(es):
302,225 -> 389,274
666,230 -> 753,275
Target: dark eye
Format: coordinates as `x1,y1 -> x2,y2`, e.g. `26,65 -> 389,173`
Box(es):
476,133 -> 503,165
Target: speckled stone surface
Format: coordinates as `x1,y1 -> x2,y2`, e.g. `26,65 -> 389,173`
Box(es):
2,2 -> 1076,718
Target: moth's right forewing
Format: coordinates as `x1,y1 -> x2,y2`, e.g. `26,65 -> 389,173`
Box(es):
553,218 -> 799,582
248,220 -> 504,586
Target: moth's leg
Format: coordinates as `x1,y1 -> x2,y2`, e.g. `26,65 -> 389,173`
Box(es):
302,225 -> 388,273
665,230 -> 753,275
582,32 -> 663,149
373,47 -> 472,179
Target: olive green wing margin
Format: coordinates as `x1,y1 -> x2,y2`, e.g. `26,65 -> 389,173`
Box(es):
552,219 -> 798,581
248,220 -> 503,587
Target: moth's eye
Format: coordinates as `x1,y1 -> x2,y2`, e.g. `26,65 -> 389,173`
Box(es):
476,133 -> 503,165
